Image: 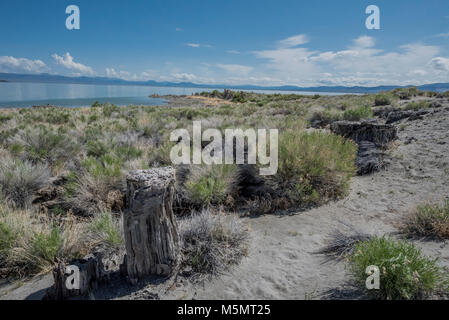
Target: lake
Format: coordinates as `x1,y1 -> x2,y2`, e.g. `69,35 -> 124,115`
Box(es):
0,82 -> 348,108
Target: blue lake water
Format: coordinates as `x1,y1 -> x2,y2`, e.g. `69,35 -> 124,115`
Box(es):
0,82 -> 348,108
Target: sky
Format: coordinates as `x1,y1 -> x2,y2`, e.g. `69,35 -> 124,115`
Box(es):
0,0 -> 449,87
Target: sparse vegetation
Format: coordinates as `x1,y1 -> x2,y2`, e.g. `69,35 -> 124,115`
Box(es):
0,88 -> 444,289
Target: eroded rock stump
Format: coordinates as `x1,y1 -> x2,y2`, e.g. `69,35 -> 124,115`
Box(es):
330,120 -> 397,175
44,255 -> 101,300
330,120 -> 397,147
124,167 -> 179,284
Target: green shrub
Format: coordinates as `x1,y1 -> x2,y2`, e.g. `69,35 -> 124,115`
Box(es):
86,140 -> 109,158
273,130 -> 357,206
88,212 -> 123,250
114,145 -> 143,162
402,200 -> 449,239
184,164 -> 238,207
0,221 -> 16,254
82,155 -> 123,179
309,110 -> 341,127
348,236 -> 449,299
374,94 -> 392,106
0,114 -> 13,124
30,227 -> 61,264
91,101 -> 102,108
8,127 -> 80,166
102,104 -> 120,117
404,101 -> 431,111
343,106 -> 374,121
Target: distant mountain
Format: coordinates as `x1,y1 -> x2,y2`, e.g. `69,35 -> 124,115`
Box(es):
0,72 -> 448,94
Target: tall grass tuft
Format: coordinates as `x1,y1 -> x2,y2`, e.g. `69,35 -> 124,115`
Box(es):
272,129 -> 357,207
87,212 -> 124,250
0,157 -> 50,208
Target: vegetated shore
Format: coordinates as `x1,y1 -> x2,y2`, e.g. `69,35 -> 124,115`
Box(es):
1,88 -> 449,300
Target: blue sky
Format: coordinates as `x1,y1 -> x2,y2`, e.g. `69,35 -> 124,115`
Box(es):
1,0 -> 449,86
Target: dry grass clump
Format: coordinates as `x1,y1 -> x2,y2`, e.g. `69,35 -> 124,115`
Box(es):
316,229 -> 371,261
401,200 -> 449,239
178,209 -> 248,280
0,204 -> 87,277
0,156 -> 50,208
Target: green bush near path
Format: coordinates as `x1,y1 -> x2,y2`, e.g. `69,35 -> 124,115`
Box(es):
348,236 -> 449,300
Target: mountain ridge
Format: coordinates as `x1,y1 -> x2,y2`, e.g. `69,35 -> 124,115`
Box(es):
0,72 -> 448,94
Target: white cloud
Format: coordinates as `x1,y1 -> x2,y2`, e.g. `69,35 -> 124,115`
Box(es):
0,56 -> 47,73
106,68 -> 132,79
430,57 -> 449,72
436,32 -> 449,38
175,27 -> 183,32
227,50 -> 241,54
278,34 -> 309,48
186,43 -> 212,48
216,64 -> 253,75
253,34 -> 448,86
352,36 -> 375,48
172,73 -> 197,81
52,52 -> 94,75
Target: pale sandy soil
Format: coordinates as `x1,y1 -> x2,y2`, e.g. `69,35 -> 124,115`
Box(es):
2,100 -> 449,300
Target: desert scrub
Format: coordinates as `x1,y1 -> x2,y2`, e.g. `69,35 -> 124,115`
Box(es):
179,210 -> 248,279
374,93 -> 392,106
404,101 -> 431,111
87,212 -> 124,250
309,110 -> 341,127
348,236 -> 449,300
0,206 -> 86,277
272,129 -> 357,206
184,164 -> 238,207
401,200 -> 449,239
0,157 -> 50,208
343,106 -> 374,121
8,127 -> 80,167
